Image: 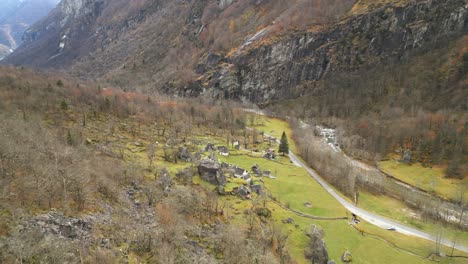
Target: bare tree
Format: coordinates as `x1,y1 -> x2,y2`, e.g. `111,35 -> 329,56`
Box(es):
147,143 -> 157,170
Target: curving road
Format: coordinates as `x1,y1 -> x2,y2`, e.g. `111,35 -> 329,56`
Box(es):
288,151 -> 468,253
243,108 -> 468,253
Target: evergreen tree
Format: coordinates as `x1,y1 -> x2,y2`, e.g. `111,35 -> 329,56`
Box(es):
61,100 -> 68,110
279,131 -> 289,155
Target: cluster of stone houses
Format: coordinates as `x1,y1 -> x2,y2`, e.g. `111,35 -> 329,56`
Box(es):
197,142 -> 280,200
232,184 -> 263,200
197,157 -> 277,199
263,148 -> 277,160
205,143 -> 230,156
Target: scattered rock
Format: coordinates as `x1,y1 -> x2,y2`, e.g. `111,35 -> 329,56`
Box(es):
23,212 -> 91,240
304,201 -> 312,208
342,250 -> 352,263
193,152 -> 202,161
255,207 -> 272,218
217,186 -> 226,195
177,147 -> 192,162
176,167 -> 195,184
282,217 -> 294,224
208,151 -> 216,160
158,174 -> 172,192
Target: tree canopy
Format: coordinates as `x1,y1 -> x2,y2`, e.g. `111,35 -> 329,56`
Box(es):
279,131 -> 289,155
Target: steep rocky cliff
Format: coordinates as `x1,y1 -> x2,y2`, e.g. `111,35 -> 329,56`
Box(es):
194,0 -> 467,103
2,0 -> 466,106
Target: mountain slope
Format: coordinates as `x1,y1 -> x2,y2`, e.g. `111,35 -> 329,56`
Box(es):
2,0 -> 467,107
197,0 -> 467,102
1,0 -> 356,83
0,0 -> 58,59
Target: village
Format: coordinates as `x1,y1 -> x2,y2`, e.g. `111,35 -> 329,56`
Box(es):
197,135 -> 280,200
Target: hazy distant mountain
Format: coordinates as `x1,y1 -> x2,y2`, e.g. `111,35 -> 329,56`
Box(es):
0,0 -> 59,59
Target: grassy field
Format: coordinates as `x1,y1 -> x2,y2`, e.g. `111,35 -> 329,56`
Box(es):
359,191 -> 468,248
216,147 -> 468,263
84,111 -> 468,263
243,114 -> 468,263
249,114 -> 298,152
379,158 -> 468,201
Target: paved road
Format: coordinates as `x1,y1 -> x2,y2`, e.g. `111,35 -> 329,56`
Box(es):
288,151 -> 468,253
242,109 -> 468,253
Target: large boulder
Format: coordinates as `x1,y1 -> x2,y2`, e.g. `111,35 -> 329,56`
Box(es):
198,159 -> 226,186
305,227 -> 329,264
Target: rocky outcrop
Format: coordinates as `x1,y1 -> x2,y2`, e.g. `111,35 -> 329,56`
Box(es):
198,158 -> 226,186
304,226 -> 329,264
2,0 -> 466,105
196,0 -> 467,103
20,212 -> 92,240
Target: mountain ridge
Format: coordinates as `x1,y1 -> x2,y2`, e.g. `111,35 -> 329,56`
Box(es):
2,0 -> 467,107
0,0 -> 58,59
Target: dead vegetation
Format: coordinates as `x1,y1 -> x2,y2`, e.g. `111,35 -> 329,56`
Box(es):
0,66 -> 287,263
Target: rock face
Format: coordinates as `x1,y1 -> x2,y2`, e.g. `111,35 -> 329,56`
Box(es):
305,227 -> 329,264
198,159 -> 226,186
22,212 -> 92,240
196,0 -> 467,102
2,0 -> 466,105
